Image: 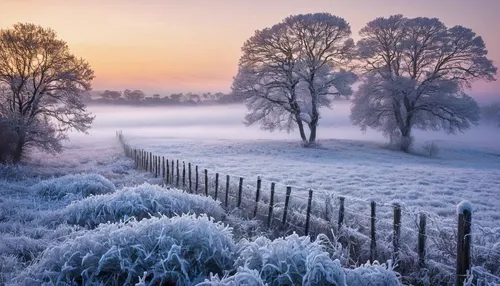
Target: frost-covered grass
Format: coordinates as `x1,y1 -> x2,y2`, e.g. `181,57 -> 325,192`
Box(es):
20,214 -> 236,285
32,173 -> 115,201
54,183 -> 224,228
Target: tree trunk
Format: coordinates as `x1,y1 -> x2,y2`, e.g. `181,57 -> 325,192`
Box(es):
308,123 -> 317,145
295,113 -> 308,143
13,138 -> 24,163
399,125 -> 412,152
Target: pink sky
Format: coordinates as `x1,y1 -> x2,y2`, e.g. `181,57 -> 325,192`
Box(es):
0,0 -> 498,101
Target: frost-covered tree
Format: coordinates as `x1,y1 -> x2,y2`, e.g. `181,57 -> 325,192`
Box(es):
232,13 -> 356,146
351,15 -> 497,151
0,23 -> 95,163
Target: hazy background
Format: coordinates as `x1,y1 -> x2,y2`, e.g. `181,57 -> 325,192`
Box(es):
1,0 -> 499,102
81,103 -> 500,152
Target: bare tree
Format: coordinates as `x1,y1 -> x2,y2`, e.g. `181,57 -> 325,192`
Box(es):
351,15 -> 497,151
101,90 -> 121,100
232,13 -> 356,146
123,89 -> 145,101
0,23 -> 95,163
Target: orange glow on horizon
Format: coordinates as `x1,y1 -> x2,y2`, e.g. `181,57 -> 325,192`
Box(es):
1,0 -> 499,98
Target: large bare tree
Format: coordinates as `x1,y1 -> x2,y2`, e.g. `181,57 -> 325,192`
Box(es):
232,13 -> 356,146
351,15 -> 497,151
0,23 -> 95,163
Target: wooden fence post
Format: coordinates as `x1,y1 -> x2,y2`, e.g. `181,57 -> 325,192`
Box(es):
166,159 -> 169,184
195,165 -> 199,194
282,186 -> 292,227
182,161 -> 186,187
267,182 -> 275,228
338,197 -> 345,231
456,201 -> 472,286
225,175 -> 230,208
162,157 -> 165,182
305,189 -> 313,236
154,156 -> 157,177
149,153 -> 152,173
253,177 -> 261,218
214,173 -> 219,200
176,160 -> 179,187
237,177 -> 243,208
204,169 -> 208,196
393,203 -> 401,268
188,163 -> 192,192
171,160 -> 174,183
418,213 -> 426,268
370,201 -> 377,263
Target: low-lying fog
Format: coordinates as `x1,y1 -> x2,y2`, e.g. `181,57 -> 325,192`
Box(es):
79,101 -> 499,151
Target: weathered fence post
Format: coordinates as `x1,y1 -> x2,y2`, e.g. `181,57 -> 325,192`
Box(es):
225,175 -> 230,208
149,153 -> 152,173
188,163 -> 192,192
305,189 -> 313,236
370,201 -> 377,263
393,203 -> 401,268
253,177 -> 261,218
338,197 -> 345,231
176,160 -> 179,187
214,173 -> 219,200
204,169 -> 208,196
154,156 -> 157,177
162,157 -> 165,182
182,161 -> 186,187
418,213 -> 426,268
267,182 -> 275,228
456,201 -> 472,286
237,177 -> 243,208
166,159 -> 169,184
171,160 -> 174,183
195,165 -> 199,194
282,186 -> 292,227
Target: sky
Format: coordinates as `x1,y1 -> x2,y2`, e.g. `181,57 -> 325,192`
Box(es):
0,0 -> 499,101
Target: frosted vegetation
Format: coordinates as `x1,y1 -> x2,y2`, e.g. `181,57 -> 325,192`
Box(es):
1,136 -> 405,285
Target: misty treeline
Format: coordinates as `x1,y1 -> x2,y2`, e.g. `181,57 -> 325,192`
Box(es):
89,90 -> 240,106
0,12 -> 498,164
233,13 -> 497,150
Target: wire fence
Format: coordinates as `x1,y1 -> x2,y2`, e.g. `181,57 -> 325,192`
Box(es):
116,131 -> 500,285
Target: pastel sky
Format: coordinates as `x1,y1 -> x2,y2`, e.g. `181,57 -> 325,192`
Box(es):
1,0 -> 499,101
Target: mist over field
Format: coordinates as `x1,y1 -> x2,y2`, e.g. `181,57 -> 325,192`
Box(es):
82,102 -> 500,152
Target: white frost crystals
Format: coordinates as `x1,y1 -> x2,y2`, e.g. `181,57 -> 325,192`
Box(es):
457,200 -> 473,215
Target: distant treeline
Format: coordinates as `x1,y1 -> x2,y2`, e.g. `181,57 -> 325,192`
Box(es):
82,89 -> 242,106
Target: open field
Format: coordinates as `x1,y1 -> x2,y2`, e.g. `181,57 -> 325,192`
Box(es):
88,103 -> 500,231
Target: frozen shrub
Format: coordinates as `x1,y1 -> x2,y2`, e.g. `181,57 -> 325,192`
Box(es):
235,233 -> 347,285
0,234 -> 47,263
196,267 -> 266,286
58,183 -> 224,228
32,173 -> 115,200
235,233 -> 401,286
345,260 -> 401,286
20,214 -> 235,285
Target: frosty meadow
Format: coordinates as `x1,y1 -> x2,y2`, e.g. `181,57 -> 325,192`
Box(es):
1,4 -> 500,286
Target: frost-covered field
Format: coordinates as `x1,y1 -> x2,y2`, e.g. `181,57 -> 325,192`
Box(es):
0,133 -> 403,285
95,103 -> 500,231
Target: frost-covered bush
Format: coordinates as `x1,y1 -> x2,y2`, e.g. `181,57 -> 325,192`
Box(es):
234,233 -> 401,286
32,173 -> 115,200
21,214 -> 235,285
197,267 -> 266,286
57,183 -> 224,228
